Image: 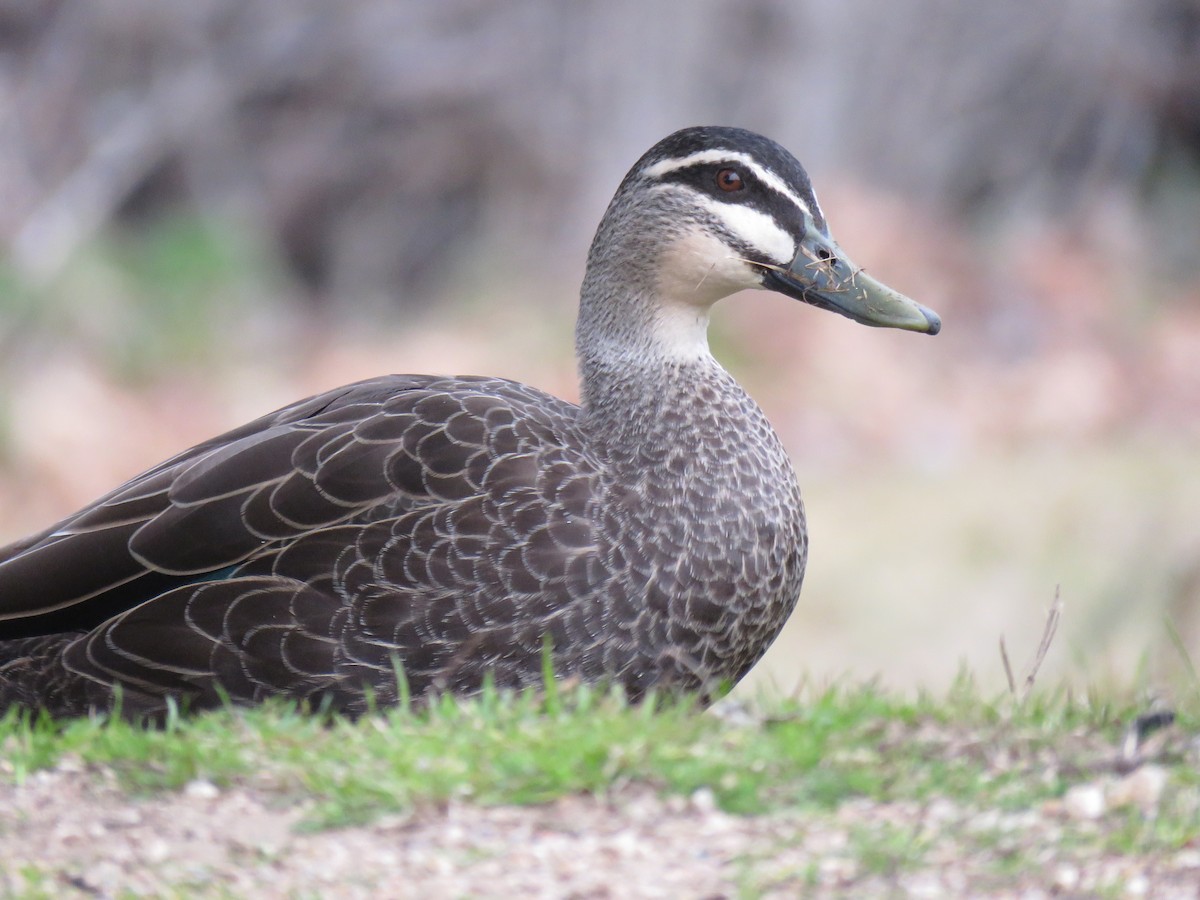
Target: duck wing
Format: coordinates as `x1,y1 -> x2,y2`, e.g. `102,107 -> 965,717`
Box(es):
1,373 -> 607,716
0,374 -> 591,641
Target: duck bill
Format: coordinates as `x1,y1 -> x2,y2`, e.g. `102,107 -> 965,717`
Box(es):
764,223 -> 941,335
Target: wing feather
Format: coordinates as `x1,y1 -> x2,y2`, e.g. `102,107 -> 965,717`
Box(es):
0,375 -> 591,655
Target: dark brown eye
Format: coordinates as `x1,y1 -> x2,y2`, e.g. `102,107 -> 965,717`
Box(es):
716,168 -> 744,192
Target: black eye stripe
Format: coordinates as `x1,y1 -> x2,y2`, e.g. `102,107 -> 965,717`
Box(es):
652,162 -> 809,245
655,163 -> 762,199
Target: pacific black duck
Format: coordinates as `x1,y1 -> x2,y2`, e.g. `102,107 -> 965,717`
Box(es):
0,126 -> 940,719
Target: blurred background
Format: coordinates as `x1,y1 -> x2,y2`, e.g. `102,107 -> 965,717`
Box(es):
1,0 -> 1198,700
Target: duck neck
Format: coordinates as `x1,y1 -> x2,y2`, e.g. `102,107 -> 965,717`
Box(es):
575,269 -> 762,480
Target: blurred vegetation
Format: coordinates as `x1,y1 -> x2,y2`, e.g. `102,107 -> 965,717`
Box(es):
1,0 -> 1198,309
1,215 -> 280,383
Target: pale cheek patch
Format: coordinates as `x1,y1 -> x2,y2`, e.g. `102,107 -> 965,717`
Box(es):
647,185 -> 798,265
656,230 -> 761,307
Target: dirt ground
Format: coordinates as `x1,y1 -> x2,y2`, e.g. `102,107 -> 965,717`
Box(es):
3,760 -> 1199,899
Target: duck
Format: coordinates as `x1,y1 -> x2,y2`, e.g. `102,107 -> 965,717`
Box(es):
0,126 -> 939,719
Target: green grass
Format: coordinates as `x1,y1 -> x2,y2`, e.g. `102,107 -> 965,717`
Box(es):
2,679 -> 1198,896
849,820 -> 932,877
0,680 -> 1195,832
4,682 -> 882,827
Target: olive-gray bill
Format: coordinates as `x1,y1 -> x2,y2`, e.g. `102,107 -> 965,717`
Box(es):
764,213 -> 941,334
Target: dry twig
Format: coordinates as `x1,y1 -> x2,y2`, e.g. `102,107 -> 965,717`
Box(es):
1000,586 -> 1063,703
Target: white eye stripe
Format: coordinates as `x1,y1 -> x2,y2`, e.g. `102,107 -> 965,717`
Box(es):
646,183 -> 798,265
642,149 -> 818,220
691,195 -> 796,265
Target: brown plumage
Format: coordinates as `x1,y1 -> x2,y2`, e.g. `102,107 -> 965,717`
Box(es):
0,126 -> 939,718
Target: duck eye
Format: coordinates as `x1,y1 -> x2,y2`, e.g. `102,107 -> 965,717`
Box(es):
716,168 -> 744,192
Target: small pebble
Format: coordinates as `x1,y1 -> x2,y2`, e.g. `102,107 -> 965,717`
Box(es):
183,779 -> 220,800
1107,765 -> 1167,816
144,838 -> 172,864
1063,783 -> 1106,820
690,787 -> 716,814
925,798 -> 958,824
1053,863 -> 1080,890
902,871 -> 944,898
1124,873 -> 1149,896
1173,849 -> 1200,870
106,807 -> 142,827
